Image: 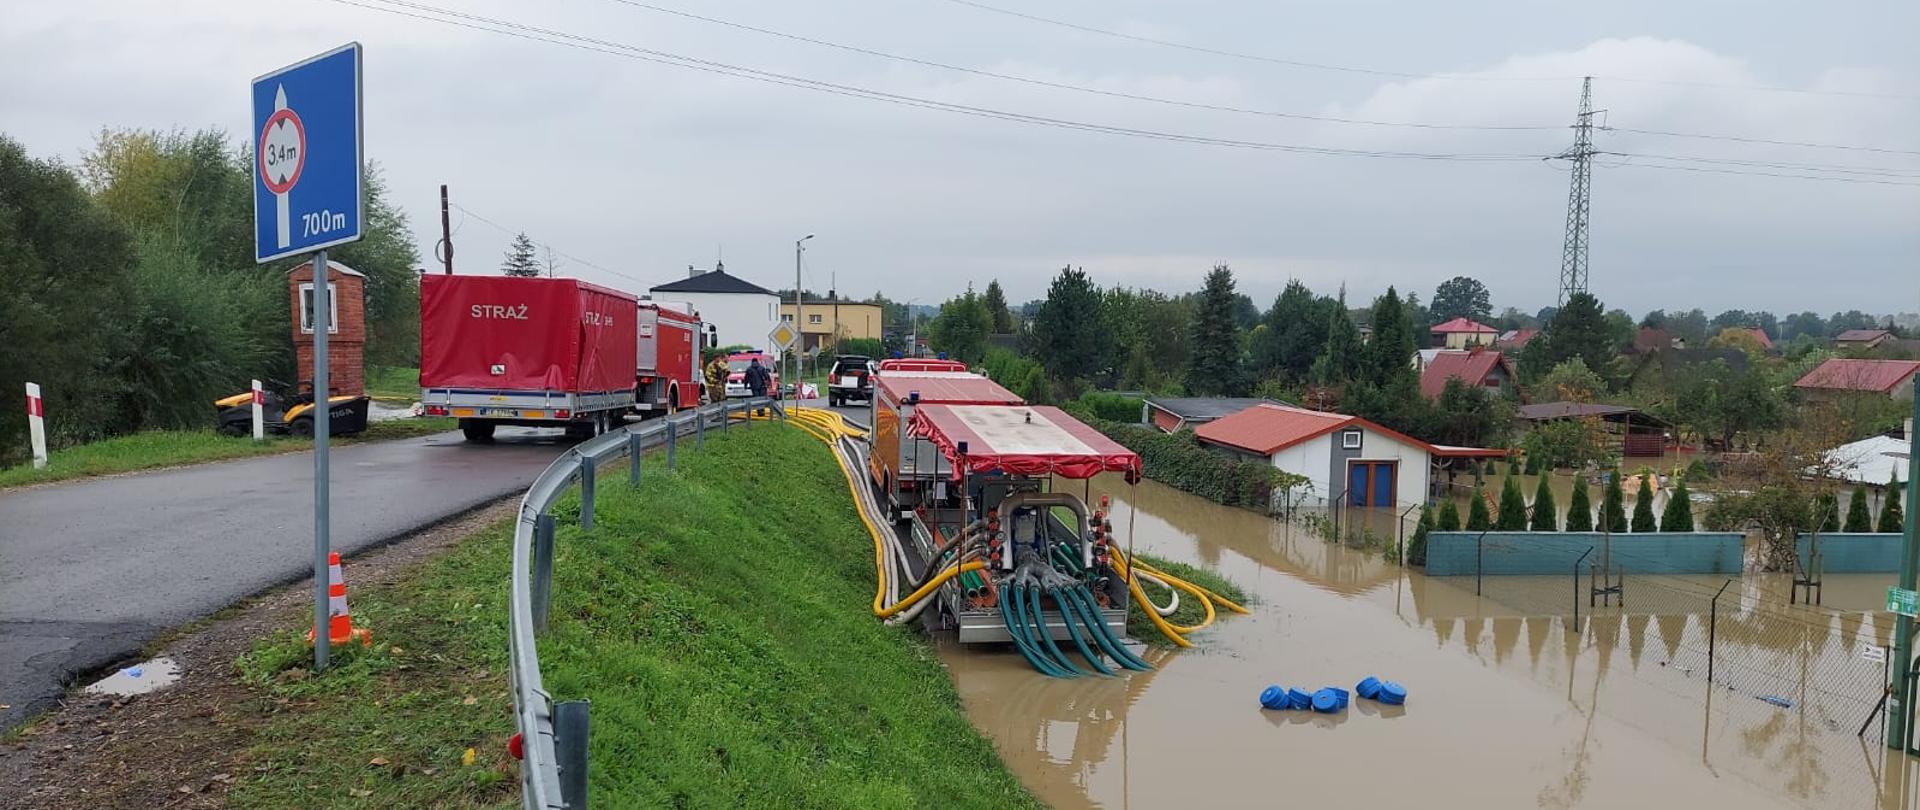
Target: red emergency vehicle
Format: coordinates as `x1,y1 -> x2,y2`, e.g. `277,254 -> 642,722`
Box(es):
419,275 -> 706,441
866,367 -> 1022,516
635,303 -> 704,414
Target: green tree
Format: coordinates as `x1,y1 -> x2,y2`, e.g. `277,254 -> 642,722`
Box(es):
1466,487 -> 1492,531
1661,479 -> 1695,532
1430,275 -> 1492,324
1603,471 -> 1628,532
1249,280 -> 1320,383
1184,265 -> 1248,396
983,279 -> 1014,334
1537,358 -> 1607,403
1565,476 -> 1594,531
1019,365 -> 1053,404
501,232 -> 541,277
1531,474 -> 1559,531
929,289 -> 992,364
1408,507 -> 1434,565
1437,499 -> 1463,532
0,136 -> 138,459
1881,469 -> 1906,533
1812,492 -> 1841,533
1360,287 -> 1418,389
1496,475 -> 1529,530
1030,266 -> 1108,383
1312,297 -> 1361,384
1528,291 -> 1613,389
1845,487 -> 1874,533
1631,476 -> 1658,532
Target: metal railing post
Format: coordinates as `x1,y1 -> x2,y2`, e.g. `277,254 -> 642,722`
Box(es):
1573,547 -> 1592,630
578,455 -> 596,532
555,699 -> 591,808
666,417 -> 678,470
1708,579 -> 1731,691
697,408 -> 705,450
533,513 -> 557,634
720,401 -> 730,432
628,430 -> 642,487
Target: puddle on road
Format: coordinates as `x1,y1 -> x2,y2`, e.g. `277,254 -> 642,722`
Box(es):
83,657 -> 181,697
938,475 -> 1914,809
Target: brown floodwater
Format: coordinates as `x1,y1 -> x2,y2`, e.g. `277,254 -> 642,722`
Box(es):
937,474 -> 1919,809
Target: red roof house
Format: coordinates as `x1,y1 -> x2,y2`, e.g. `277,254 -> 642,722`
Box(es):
1430,317 -> 1498,349
1419,349 -> 1517,400
1496,328 -> 1539,349
1195,403 -> 1503,508
1793,358 -> 1920,397
1737,327 -> 1774,351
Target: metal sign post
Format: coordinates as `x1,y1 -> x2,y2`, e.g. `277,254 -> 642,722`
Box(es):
1891,378 -> 1920,749
254,42 -> 364,672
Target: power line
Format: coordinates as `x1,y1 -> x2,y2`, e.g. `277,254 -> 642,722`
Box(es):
448,203 -> 647,285
933,0 -> 1920,102
323,0 -> 1547,161
600,0 -> 1562,132
1610,127 -> 1920,158
326,0 -> 1920,187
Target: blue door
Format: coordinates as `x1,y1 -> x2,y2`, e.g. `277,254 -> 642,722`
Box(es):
1348,462 -> 1396,507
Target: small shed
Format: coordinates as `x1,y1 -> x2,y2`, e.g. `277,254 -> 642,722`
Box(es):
1194,402 -> 1502,508
1141,396 -> 1287,433
288,260 -> 366,398
1516,401 -> 1670,457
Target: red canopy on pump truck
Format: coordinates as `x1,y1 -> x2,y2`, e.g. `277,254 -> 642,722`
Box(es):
908,404 -> 1142,482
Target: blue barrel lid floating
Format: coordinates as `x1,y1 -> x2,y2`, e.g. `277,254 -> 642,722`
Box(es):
1288,688 -> 1312,710
1259,685 -> 1288,710
1330,687 -> 1350,710
1312,688 -> 1339,713
1356,676 -> 1382,700
1378,681 -> 1407,705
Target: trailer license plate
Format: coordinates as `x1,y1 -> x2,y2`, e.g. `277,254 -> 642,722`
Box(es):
481,407 -> 519,417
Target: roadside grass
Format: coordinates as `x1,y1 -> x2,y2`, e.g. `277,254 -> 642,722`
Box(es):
1128,552 -> 1251,646
229,424 -> 1036,809
365,365 -> 420,402
0,418 -> 458,491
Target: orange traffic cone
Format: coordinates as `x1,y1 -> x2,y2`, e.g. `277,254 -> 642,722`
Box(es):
307,552 -> 372,647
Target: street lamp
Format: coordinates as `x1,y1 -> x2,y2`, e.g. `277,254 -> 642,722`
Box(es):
794,234 -> 814,398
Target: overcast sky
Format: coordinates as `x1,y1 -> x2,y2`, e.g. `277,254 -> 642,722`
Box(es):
6,0 -> 1916,317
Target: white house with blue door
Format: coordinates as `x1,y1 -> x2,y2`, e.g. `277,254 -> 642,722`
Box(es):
1194,403 -> 1504,509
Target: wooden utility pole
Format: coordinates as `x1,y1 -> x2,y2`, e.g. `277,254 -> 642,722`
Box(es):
437,184 -> 454,275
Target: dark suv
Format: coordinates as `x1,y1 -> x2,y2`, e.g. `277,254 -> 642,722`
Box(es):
827,355 -> 875,406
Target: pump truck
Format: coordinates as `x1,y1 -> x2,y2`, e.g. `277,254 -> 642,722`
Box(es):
886,403 -> 1153,675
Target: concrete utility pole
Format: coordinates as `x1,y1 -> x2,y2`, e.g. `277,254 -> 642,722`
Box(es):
1891,378 -> 1920,750
795,234 -> 813,396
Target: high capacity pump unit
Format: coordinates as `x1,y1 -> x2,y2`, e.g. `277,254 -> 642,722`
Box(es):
896,403 -> 1152,675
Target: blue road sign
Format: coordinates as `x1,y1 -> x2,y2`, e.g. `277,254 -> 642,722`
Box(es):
252,42 -> 363,263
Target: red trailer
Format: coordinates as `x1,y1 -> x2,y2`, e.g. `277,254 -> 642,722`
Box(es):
635,303 -> 704,414
420,275 -> 638,441
866,370 -> 1022,516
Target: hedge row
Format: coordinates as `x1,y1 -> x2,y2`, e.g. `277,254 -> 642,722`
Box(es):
1065,403 -> 1305,512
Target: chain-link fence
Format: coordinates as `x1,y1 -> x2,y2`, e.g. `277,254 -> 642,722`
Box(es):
1425,533 -> 1892,805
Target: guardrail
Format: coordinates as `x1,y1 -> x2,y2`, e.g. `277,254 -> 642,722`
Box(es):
510,397 -> 779,809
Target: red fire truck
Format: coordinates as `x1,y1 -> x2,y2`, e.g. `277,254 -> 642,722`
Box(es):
419,275 -> 707,441
635,303 -> 705,414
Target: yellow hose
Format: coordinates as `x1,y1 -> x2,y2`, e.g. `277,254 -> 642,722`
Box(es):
1124,574 -> 1192,648
1129,556 -> 1251,616
1109,553 -> 1210,633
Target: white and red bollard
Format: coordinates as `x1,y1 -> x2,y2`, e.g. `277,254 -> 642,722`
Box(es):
24,382 -> 47,469
251,379 -> 266,441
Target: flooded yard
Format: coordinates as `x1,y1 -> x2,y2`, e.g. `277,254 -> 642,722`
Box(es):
938,475 -> 1916,809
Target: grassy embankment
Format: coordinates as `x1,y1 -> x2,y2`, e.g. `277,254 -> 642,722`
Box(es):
365,365 -> 420,402
1127,553 -> 1250,645
0,418 -> 457,491
229,425 -> 1037,808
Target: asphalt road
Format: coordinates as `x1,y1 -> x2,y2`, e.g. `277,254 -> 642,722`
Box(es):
0,427 -> 571,730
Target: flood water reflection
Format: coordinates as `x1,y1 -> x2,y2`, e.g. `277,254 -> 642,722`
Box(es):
937,475 -> 1912,809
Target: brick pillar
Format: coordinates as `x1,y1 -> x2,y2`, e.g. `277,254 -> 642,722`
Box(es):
289,260 -> 367,398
